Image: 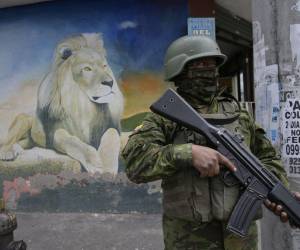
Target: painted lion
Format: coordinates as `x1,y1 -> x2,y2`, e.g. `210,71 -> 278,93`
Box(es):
0,33 -> 123,174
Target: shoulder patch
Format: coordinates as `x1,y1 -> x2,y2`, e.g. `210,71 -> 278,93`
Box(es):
134,124 -> 143,132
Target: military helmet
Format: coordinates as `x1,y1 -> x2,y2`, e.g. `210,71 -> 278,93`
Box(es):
164,35 -> 227,81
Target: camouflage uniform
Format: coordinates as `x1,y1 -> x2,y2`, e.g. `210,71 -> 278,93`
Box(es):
122,36 -> 287,250
122,100 -> 287,250
163,214 -> 257,250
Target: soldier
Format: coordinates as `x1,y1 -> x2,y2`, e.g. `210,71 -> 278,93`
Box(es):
122,35 -> 299,250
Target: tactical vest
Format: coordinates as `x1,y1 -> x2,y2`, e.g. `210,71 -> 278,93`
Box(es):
162,102 -> 261,222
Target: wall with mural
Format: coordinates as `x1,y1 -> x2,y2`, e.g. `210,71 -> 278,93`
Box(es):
0,0 -> 187,212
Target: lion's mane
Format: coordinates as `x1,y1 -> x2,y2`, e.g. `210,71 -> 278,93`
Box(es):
37,33 -> 123,149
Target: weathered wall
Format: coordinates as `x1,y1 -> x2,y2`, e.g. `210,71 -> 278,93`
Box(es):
252,0 -> 300,249
0,0 -> 188,213
0,1 -> 187,248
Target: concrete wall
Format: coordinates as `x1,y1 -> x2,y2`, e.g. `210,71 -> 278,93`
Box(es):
0,0 -> 188,212
0,1 -> 187,248
252,0 -> 300,249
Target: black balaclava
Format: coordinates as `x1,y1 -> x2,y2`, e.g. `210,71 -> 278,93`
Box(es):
174,58 -> 222,112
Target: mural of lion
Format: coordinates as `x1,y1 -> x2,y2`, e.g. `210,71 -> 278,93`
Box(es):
0,33 -> 123,174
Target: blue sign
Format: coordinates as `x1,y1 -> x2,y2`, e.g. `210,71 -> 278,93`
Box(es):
188,17 -> 216,40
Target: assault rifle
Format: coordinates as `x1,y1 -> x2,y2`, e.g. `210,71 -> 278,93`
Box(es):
150,88 -> 300,237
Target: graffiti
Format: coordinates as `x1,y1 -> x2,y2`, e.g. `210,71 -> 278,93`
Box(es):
0,34 -> 123,175
0,0 -> 187,211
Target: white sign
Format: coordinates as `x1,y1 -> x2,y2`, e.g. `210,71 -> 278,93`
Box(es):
292,229 -> 300,250
282,98 -> 300,177
188,18 -> 216,40
255,65 -> 280,147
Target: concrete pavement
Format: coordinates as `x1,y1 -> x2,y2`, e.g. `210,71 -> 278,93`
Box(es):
14,213 -> 164,250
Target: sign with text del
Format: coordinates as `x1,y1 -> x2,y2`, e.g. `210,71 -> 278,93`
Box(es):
188,17 -> 216,40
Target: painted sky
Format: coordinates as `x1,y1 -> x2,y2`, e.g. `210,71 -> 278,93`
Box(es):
0,0 -> 187,101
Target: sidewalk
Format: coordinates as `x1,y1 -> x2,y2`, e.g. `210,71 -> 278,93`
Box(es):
14,213 -> 164,250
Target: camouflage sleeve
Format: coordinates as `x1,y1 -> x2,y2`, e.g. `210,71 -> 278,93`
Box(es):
250,122 -> 289,187
122,113 -> 192,184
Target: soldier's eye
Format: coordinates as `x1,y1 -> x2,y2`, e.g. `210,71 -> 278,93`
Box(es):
83,66 -> 92,72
